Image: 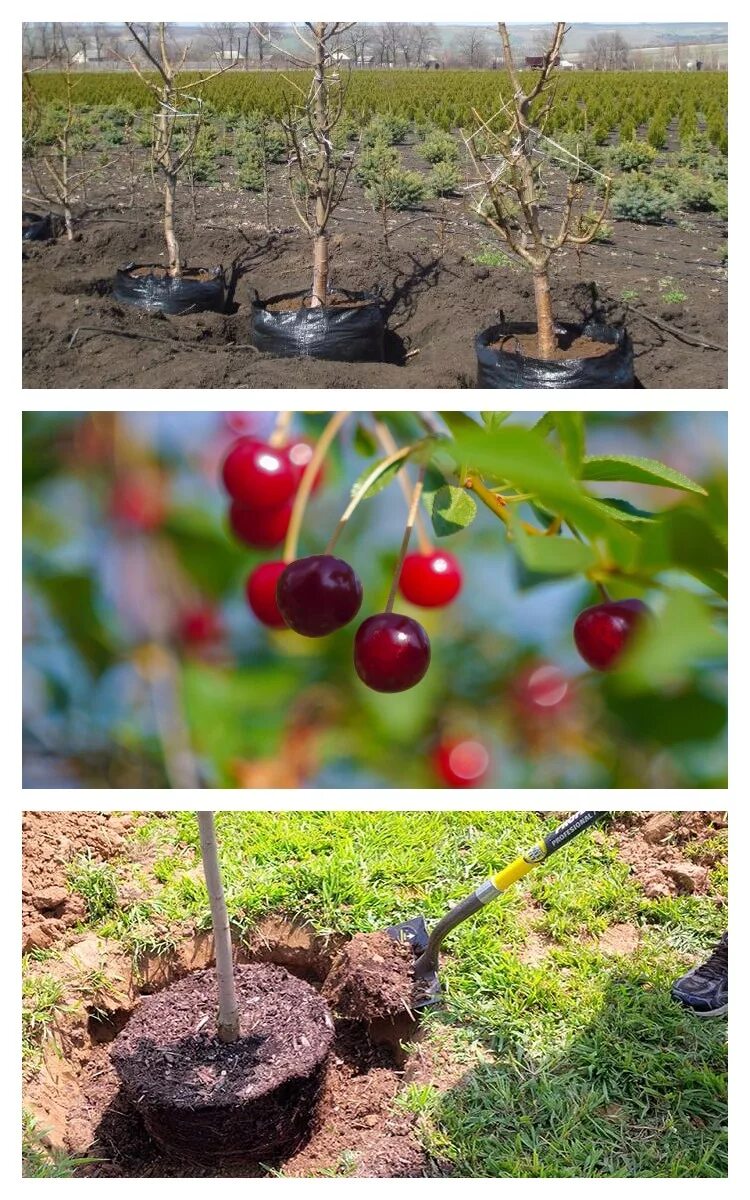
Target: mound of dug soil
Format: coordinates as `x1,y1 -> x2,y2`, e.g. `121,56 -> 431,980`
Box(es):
323,932 -> 417,1021
111,963 -> 335,1162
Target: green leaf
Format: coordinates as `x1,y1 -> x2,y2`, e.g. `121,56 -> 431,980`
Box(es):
438,412 -> 483,438
32,571 -> 115,676
449,425 -> 640,571
604,687 -> 726,747
616,590 -> 726,691
480,411 -> 511,431
350,454 -> 408,500
428,486 -> 477,537
553,413 -> 585,474
581,455 -> 707,495
349,438 -> 437,501
510,513 -> 596,574
640,507 -> 728,596
589,498 -> 657,524
353,423 -> 378,457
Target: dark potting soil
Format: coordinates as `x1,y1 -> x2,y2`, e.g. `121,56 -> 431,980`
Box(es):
487,330 -> 616,361
111,963 -> 334,1112
21,164 -> 727,389
322,931 -> 418,1022
127,266 -> 220,283
72,1014 -> 431,1178
266,292 -> 378,313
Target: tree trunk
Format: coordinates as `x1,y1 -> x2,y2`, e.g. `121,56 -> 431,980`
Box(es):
310,26 -> 330,307
164,172 -> 181,277
196,812 -> 240,1044
533,269 -> 557,359
311,233 -> 329,306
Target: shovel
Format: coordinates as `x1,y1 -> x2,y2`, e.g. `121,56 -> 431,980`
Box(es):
386,810 -> 606,1006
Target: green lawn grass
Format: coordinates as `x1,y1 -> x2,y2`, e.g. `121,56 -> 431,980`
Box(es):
26,811 -> 727,1178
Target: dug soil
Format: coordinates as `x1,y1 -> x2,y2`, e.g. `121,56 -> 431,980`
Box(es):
487,330 -> 617,361
111,963 -> 335,1162
611,810 -> 727,899
22,809 -> 727,1177
323,931 -> 418,1021
22,146 -> 727,388
126,266 -> 220,283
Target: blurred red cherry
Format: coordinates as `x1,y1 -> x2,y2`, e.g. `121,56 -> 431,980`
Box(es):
110,469 -> 167,532
513,663 -> 571,715
178,604 -> 224,647
434,738 -> 490,788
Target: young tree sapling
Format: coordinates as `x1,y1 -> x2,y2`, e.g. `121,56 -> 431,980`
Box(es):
256,22 -> 358,306
465,22 -> 612,359
122,22 -> 237,277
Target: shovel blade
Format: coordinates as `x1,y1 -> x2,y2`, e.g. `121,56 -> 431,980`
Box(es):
386,916 -> 441,1008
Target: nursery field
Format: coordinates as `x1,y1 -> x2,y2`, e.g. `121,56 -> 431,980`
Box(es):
22,72 -> 728,390
22,810 -> 728,1178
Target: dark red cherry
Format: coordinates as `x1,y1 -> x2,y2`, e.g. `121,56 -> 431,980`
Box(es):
245,561 -> 287,628
354,613 -> 431,693
221,438 -> 297,510
178,604 -> 223,646
399,550 -> 462,608
229,499 -> 292,549
434,737 -> 490,788
574,598 -> 649,671
276,555 -> 363,637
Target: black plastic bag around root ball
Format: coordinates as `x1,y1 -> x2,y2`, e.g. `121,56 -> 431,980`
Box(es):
251,290 -> 386,362
23,211 -> 53,241
476,320 -> 634,389
113,263 -> 226,315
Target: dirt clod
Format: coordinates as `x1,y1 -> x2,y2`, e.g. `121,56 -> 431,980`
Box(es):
323,932 -> 417,1021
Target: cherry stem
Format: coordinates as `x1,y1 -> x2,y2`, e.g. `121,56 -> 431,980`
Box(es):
283,411 -> 349,564
596,580 -> 613,602
268,410 -> 293,448
325,444 -> 414,556
373,419 -> 432,555
385,465 -> 426,615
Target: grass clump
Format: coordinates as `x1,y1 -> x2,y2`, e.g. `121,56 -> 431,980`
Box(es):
66,854 -> 118,923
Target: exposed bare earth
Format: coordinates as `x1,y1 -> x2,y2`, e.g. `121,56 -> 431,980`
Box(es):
22,154 -> 727,389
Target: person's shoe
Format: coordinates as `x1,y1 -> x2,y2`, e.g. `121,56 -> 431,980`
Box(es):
671,933 -> 728,1018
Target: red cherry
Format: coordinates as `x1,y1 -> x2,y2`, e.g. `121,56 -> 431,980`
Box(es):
246,561 -> 287,628
574,599 -> 649,671
399,550 -> 462,608
514,663 -> 570,713
229,499 -> 292,549
178,604 -> 223,646
110,471 -> 167,532
276,555 -> 363,637
354,613 -> 431,692
285,438 -> 325,493
434,738 -> 490,788
221,438 -> 297,510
